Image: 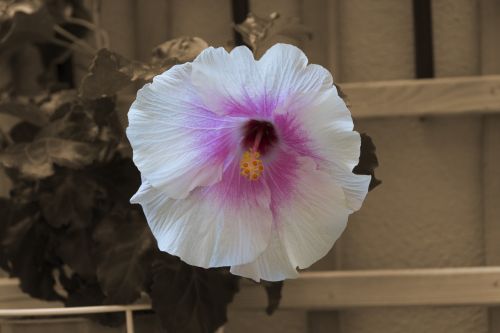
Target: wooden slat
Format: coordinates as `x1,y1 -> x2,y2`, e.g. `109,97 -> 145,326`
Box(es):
341,75 -> 500,118
5,267 -> 500,311
118,75 -> 500,120
233,267 -> 500,310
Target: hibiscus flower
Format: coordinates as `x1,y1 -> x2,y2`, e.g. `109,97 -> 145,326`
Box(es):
127,43 -> 371,281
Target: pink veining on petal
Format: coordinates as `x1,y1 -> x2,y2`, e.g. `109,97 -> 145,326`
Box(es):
263,148 -> 300,227
197,155 -> 270,209
184,86 -> 327,224
273,112 -> 320,161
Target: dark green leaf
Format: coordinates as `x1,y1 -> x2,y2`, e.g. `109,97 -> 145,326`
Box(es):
0,3 -> 56,49
0,198 -> 13,270
9,121 -> 40,142
40,89 -> 77,117
39,173 -> 101,228
0,141 -> 54,178
150,255 -> 240,333
79,49 -> 132,99
0,101 -> 48,126
37,110 -> 99,142
62,275 -> 125,326
55,227 -> 97,278
0,138 -> 98,179
152,36 -> 208,64
235,12 -> 279,51
90,157 -> 140,203
93,207 -> 156,304
1,213 -> 62,301
63,278 -> 105,307
235,12 -> 311,54
353,133 -> 381,191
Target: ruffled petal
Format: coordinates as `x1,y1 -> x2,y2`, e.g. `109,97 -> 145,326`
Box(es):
127,63 -> 241,199
293,88 -> 371,211
191,46 -> 263,116
230,230 -> 298,281
190,44 -> 333,119
231,157 -> 350,281
258,44 -> 333,113
131,160 -> 273,268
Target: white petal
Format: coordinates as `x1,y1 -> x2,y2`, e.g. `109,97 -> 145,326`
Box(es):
127,63 -> 240,199
131,164 -> 273,268
230,230 -> 298,282
231,157 -> 351,281
258,44 -> 333,112
191,46 -> 261,114
297,88 -> 371,211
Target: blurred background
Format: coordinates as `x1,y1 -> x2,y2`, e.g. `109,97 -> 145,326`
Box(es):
1,0 -> 500,332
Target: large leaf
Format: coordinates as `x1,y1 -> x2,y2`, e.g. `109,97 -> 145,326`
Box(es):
55,227 -> 97,279
1,210 -> 62,301
90,157 -> 140,204
9,121 -> 40,142
150,255 -> 240,333
62,277 -> 105,307
235,12 -> 311,54
37,110 -> 99,142
93,207 -> 156,304
152,36 -> 208,64
353,133 -> 381,191
0,198 -> 13,270
39,172 -> 101,228
0,138 -> 98,179
0,2 -> 55,50
39,89 -> 77,117
79,49 -> 132,99
80,37 -> 210,99
0,101 -> 48,126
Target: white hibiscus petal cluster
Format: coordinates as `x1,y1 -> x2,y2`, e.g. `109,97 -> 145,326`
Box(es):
127,44 -> 370,281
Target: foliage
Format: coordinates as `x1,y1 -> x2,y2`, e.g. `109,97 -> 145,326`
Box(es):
235,12 -> 312,56
0,4 -> 379,333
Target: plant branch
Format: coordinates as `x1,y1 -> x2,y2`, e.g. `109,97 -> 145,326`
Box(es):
53,25 -> 97,54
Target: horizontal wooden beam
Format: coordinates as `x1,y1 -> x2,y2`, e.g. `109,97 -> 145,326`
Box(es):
341,75 -> 500,118
233,267 -> 500,309
3,267 -> 500,311
116,75 -> 500,119
0,304 -> 151,317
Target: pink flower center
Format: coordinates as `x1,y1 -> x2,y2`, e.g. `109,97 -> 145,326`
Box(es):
239,120 -> 278,181
241,120 -> 278,155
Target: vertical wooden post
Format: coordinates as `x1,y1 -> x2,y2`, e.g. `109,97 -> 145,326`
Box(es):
480,1 -> 500,332
480,0 -> 500,75
483,115 -> 500,333
99,0 -> 137,58
125,309 -> 135,333
326,0 -> 341,82
135,0 -> 171,61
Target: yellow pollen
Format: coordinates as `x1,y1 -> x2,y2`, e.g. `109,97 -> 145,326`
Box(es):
240,149 -> 264,181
